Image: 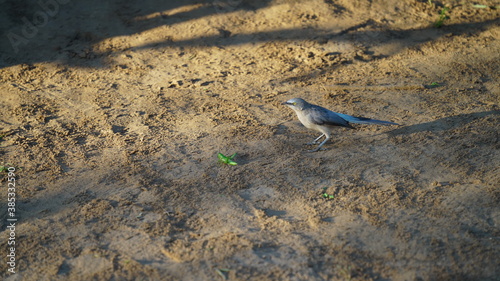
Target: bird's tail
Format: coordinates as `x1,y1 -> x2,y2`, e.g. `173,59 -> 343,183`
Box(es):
337,113 -> 399,126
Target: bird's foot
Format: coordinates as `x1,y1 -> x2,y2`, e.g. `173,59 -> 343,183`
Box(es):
305,134 -> 325,146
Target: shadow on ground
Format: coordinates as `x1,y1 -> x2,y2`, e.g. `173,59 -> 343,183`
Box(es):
1,0 -> 498,70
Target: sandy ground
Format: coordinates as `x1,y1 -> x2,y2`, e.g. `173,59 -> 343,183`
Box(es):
0,0 -> 499,280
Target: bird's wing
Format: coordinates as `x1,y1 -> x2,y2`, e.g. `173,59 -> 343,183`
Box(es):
308,106 -> 354,128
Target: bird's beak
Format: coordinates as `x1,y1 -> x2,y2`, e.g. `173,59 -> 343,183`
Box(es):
281,101 -> 290,105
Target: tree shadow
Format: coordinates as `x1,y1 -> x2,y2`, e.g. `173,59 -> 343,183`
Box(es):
0,0 -> 498,69
0,0 -> 272,68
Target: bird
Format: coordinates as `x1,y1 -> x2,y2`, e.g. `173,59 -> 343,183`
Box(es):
282,98 -> 399,152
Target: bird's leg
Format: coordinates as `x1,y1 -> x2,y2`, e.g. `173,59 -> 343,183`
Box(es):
306,134 -> 325,145
309,136 -> 330,152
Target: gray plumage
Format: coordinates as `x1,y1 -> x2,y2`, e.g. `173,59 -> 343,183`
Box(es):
282,98 -> 399,152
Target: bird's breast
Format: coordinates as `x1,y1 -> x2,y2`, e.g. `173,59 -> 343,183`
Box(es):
296,112 -> 312,128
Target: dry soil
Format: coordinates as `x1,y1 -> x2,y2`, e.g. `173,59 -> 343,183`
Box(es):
0,0 -> 499,280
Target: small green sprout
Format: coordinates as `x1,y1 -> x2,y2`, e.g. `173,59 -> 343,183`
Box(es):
0,164 -> 13,173
427,82 -> 441,88
321,187 -> 335,199
218,153 -> 238,165
215,268 -> 230,280
337,265 -> 353,281
434,7 -> 450,28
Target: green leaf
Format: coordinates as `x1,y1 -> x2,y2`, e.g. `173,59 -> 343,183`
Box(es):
434,7 -> 450,28
427,82 -> 441,88
218,153 -> 238,165
215,268 -> 230,280
218,153 -> 228,162
321,189 -> 335,199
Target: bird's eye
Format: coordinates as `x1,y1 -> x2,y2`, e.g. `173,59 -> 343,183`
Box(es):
292,102 -> 297,105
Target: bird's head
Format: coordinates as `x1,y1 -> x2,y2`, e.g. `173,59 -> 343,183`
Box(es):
281,98 -> 308,111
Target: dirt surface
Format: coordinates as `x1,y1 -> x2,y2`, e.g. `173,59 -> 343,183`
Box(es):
1,0 -> 499,280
